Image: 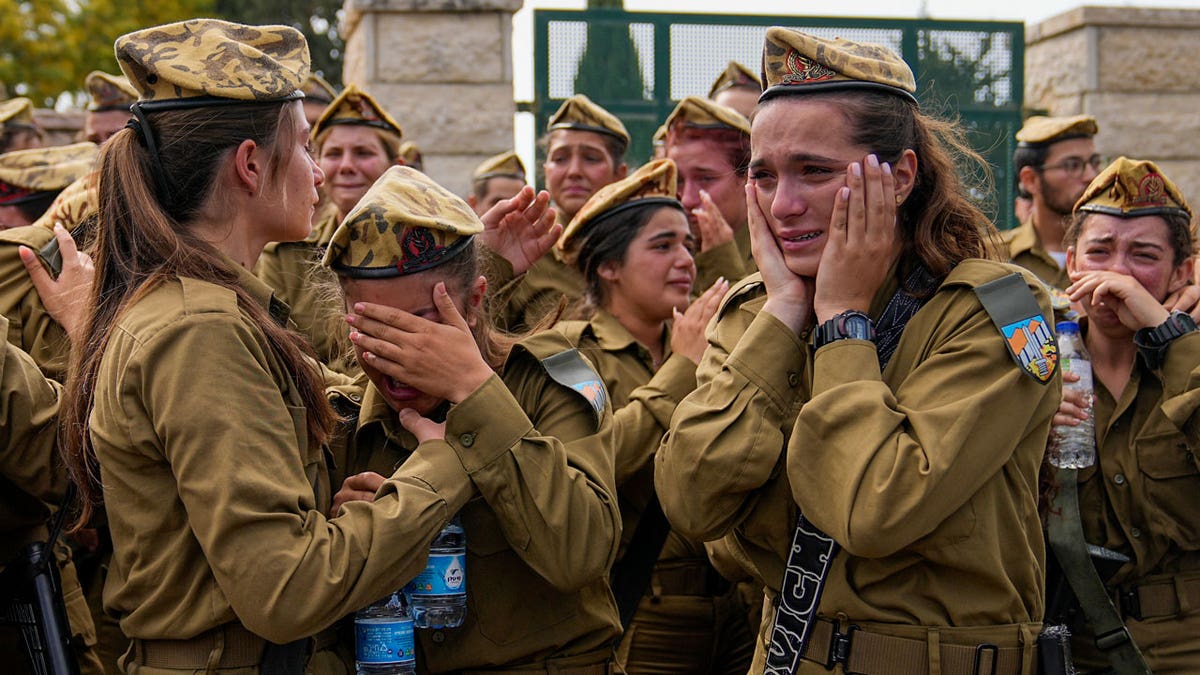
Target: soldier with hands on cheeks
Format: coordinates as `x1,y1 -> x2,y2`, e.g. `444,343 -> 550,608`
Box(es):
657,28 -> 1062,675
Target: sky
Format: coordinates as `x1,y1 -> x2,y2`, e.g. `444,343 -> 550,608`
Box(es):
507,0 -> 1200,173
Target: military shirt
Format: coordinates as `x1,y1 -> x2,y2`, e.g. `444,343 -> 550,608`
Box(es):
694,224 -> 758,290
90,261 -> 477,646
1004,218 -> 1071,291
328,330 -> 622,671
255,204 -> 357,375
656,259 -> 1059,669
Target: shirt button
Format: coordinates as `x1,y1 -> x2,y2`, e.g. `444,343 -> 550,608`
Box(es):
349,393 -> 361,402
431,631 -> 445,643
1114,473 -> 1127,485
1131,527 -> 1142,539
787,372 -> 799,387
459,432 -> 476,447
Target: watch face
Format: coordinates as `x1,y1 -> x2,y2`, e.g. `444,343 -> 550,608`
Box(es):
839,313 -> 874,340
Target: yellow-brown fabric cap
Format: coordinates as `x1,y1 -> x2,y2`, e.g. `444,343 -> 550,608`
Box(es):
115,19 -> 309,102
31,171 -> 97,231
651,124 -> 667,145
708,61 -> 762,98
760,28 -> 916,104
547,95 -> 630,147
0,98 -> 36,130
560,158 -> 679,256
1015,115 -> 1098,147
312,84 -> 403,154
85,71 -> 137,112
665,96 -> 751,137
0,142 -> 97,205
1074,156 -> 1192,219
323,166 -> 483,278
302,73 -> 337,105
399,141 -> 423,169
472,151 -> 526,183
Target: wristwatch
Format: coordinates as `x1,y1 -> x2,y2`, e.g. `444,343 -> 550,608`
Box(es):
1134,310 -> 1198,369
814,310 -> 875,350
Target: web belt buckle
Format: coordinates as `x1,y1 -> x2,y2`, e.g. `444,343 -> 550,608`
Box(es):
973,643 -> 999,675
824,624 -> 860,671
1119,589 -> 1144,621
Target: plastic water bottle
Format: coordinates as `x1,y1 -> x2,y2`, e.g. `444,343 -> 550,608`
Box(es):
355,591 -> 416,674
405,515 -> 467,629
1050,321 -> 1096,468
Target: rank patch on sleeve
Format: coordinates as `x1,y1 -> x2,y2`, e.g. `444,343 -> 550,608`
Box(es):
540,349 -> 608,424
976,273 -> 1059,383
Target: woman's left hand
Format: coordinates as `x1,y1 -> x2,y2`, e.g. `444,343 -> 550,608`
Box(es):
348,282 -> 494,403
20,224 -> 94,345
1067,269 -> 1170,331
478,186 -> 560,275
813,154 -> 901,323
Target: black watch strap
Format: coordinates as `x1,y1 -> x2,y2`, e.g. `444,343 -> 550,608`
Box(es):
1134,310 -> 1198,369
814,310 -> 875,350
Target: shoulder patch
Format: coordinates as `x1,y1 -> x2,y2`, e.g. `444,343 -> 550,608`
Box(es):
975,273 -> 1058,384
540,348 -> 608,422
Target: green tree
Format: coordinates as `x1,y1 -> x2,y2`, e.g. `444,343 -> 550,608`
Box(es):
213,0 -> 345,88
0,0 -> 213,107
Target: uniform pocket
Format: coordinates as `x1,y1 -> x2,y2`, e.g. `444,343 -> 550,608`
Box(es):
461,499 -> 578,646
1135,429 -> 1200,543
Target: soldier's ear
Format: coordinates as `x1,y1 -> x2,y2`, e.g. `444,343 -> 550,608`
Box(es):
232,138 -> 263,195
892,149 -> 917,203
1019,165 -> 1040,198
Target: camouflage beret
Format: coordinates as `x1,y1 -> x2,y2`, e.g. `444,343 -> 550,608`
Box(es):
0,142 -> 97,206
547,95 -> 630,148
560,158 -> 681,257
760,28 -> 917,105
85,71 -> 138,112
302,73 -> 337,105
313,84 -> 403,155
31,171 -> 97,231
708,61 -> 762,98
115,19 -> 309,103
472,151 -> 526,184
399,141 -> 423,170
651,124 -> 667,145
0,98 -> 36,131
1016,115 -> 1098,147
1075,156 -> 1192,220
323,166 -> 483,278
665,96 -> 751,137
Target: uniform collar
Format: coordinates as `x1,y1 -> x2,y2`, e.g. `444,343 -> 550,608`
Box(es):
227,252 -> 291,326
588,308 -> 670,366
1006,218 -> 1044,260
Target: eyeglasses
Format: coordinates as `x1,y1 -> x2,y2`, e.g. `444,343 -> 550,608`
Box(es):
1038,154 -> 1103,178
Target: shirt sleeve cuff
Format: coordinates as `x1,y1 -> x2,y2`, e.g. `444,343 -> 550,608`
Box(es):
444,373 -> 533,473
382,439 -> 475,515
725,310 -> 807,411
653,352 -> 699,402
812,339 -> 881,394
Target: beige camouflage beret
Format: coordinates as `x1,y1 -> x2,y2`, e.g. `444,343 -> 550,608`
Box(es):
31,171 -> 98,231
0,98 -> 36,130
399,141 -> 423,170
760,28 -> 916,104
665,96 -> 751,137
560,158 -> 679,256
708,61 -> 762,98
0,142 -> 97,205
472,151 -> 526,184
313,84 -> 403,155
115,19 -> 309,103
85,71 -> 138,112
1075,157 -> 1192,220
302,73 -> 337,105
1016,115 -> 1098,147
547,95 -> 631,147
323,166 -> 483,278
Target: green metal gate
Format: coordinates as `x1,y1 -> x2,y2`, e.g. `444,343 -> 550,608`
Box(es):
533,9 -> 1025,229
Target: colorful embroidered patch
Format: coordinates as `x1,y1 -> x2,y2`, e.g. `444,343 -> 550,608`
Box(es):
573,379 -> 607,417
782,49 -> 837,85
539,348 -> 609,427
1001,315 -> 1058,382
1136,172 -> 1167,207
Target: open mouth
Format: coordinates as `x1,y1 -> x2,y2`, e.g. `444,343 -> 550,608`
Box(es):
782,231 -> 821,243
383,376 -> 423,402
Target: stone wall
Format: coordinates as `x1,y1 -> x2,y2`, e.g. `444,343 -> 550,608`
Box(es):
1026,6 -> 1200,201
342,0 -> 523,198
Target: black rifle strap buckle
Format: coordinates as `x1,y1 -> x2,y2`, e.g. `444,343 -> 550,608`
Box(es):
1095,624 -> 1133,652
824,624 -> 859,671
1120,589 -> 1144,622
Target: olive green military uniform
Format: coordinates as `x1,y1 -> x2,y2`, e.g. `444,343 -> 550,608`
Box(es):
493,243 -> 583,332
1066,325 -> 1200,672
694,225 -> 757,290
254,204 -> 357,374
327,329 -> 622,673
89,262 -> 481,673
551,310 -> 754,673
1003,218 -> 1070,291
657,260 -> 1060,674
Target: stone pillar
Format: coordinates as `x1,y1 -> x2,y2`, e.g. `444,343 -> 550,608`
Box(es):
1026,7 -> 1200,200
342,0 -> 523,198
